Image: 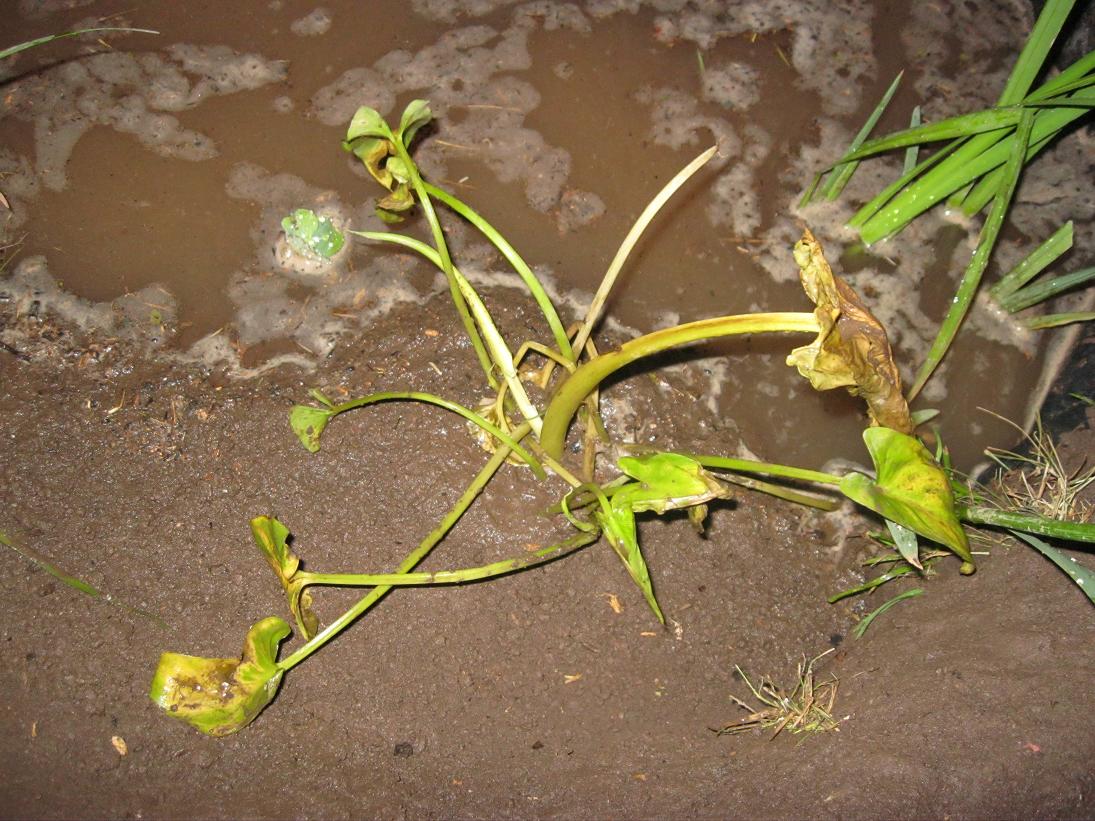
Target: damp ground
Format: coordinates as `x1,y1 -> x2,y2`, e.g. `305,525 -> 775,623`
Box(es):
1,292 -> 1093,819
1,0 -> 1094,818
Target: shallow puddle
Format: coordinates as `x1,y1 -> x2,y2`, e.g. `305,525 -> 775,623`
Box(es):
0,0 -> 1089,469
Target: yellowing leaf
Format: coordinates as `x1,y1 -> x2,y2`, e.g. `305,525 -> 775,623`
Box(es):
290,404 -> 333,453
250,516 -> 319,639
149,616 -> 291,736
840,427 -> 973,569
787,229 -> 913,433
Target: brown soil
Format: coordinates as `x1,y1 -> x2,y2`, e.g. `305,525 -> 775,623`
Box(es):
1,290 -> 1093,820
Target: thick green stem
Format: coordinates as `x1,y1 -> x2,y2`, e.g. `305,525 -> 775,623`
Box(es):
540,312 -> 819,459
297,530 -> 598,588
959,505 -> 1095,542
277,424 -> 530,672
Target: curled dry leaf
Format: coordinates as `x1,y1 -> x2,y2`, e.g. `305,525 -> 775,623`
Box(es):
786,229 -> 914,433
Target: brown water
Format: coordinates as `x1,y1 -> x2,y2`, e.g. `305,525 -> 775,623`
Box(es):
0,0 -> 1085,469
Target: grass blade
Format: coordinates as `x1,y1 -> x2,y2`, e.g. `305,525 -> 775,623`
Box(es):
858,104 -> 1085,245
1010,530 -> 1095,605
903,106 -> 922,173
0,529 -> 164,624
990,221 -> 1073,301
846,138 -> 960,229
1024,48 -> 1095,102
995,0 -> 1077,105
853,588 -> 924,637
811,72 -> 903,203
1002,265 -> 1095,313
1026,311 -> 1095,329
955,114 -> 1079,216
908,108 -> 1034,400
0,27 -> 158,60
838,110 -> 1020,161
828,564 -> 917,603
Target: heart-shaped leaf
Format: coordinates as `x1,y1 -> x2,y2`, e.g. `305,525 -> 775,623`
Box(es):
787,230 -> 913,433
149,616 -> 291,736
841,427 -> 973,569
290,404 -> 334,453
250,516 -> 319,638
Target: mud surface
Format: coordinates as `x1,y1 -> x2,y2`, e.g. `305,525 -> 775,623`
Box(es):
2,1 -> 1095,818
1,291 -> 1094,820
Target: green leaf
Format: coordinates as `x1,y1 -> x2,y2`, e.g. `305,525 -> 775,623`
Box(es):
250,516 -> 319,638
149,616 -> 291,736
398,99 -> 432,147
280,209 -> 345,260
290,404 -> 334,453
596,504 -> 664,624
840,427 -> 973,568
344,105 -> 390,142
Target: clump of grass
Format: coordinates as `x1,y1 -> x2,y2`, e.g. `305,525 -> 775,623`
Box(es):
714,649 -> 840,740
984,412 -> 1094,522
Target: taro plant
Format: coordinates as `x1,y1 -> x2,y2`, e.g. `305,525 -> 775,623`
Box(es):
151,94 -> 1093,736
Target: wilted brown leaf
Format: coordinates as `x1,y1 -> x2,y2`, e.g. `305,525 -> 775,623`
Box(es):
786,229 -> 913,433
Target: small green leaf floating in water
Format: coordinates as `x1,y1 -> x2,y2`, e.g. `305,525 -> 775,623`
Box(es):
840,427 -> 974,572
149,616 -> 290,736
281,209 -> 345,260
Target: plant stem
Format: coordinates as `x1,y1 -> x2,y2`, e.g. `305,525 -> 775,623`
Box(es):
424,182 -> 575,362
571,146 -> 717,357
387,127 -> 496,386
277,424 -> 530,672
324,390 -> 544,478
959,505 -> 1095,542
356,231 -> 545,435
686,453 -> 843,486
540,312 -> 819,459
297,530 -> 598,588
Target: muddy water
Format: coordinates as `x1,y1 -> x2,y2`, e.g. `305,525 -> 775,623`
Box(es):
0,0 -> 1088,469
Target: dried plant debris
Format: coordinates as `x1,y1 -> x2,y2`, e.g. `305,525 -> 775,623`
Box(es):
714,650 -> 840,741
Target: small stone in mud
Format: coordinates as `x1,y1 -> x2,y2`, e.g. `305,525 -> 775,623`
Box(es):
393,741 -> 414,758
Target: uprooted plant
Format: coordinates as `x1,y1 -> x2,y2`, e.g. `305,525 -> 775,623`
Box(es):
149,90 -> 1094,736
